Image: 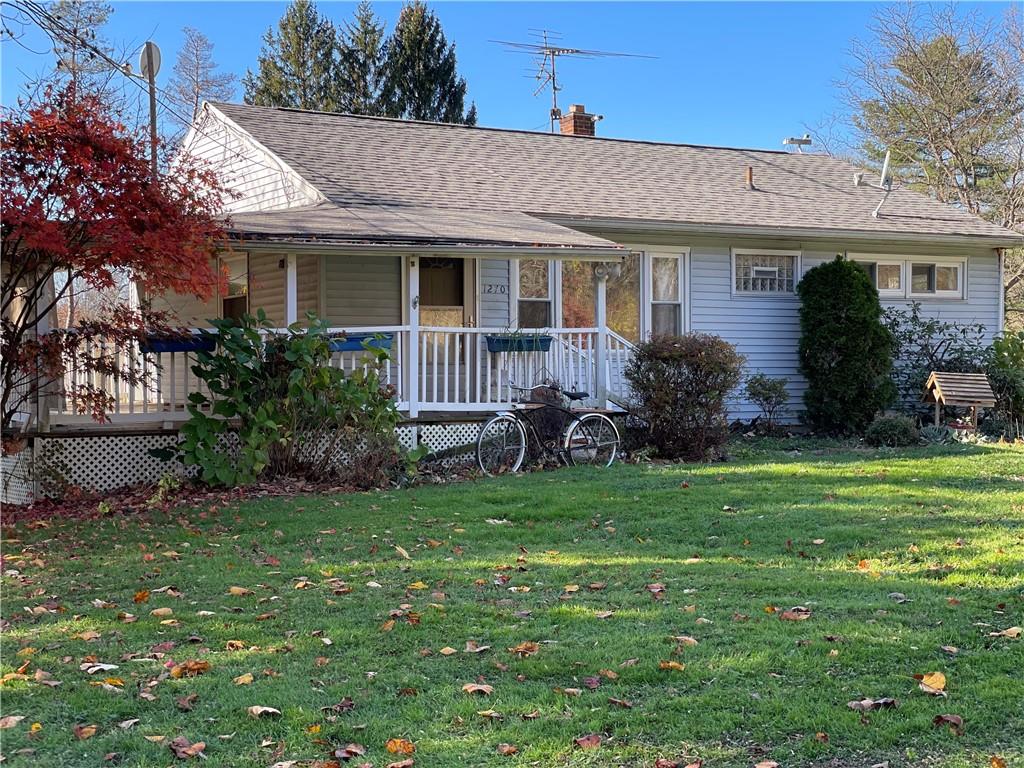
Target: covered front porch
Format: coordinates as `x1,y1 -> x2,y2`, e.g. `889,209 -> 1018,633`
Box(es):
42,206 -> 637,430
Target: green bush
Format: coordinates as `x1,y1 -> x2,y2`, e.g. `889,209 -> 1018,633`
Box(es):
176,311 -> 405,487
744,373 -> 789,431
884,302 -> 988,405
625,333 -> 744,461
864,414 -> 920,447
919,424 -> 953,444
985,330 -> 1024,439
798,256 -> 895,434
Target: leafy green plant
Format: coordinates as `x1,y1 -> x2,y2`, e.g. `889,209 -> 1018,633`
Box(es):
798,256 -> 896,434
919,424 -> 953,444
744,373 -> 789,432
864,414 -> 920,447
884,302 -> 988,405
176,311 -> 405,487
984,330 -> 1024,439
625,333 -> 744,461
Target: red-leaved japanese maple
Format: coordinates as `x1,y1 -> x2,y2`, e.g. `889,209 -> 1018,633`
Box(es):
1,86 -> 228,438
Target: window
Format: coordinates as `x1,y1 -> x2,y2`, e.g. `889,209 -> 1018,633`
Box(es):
517,259 -> 551,327
220,254 -> 248,320
733,250 -> 798,294
854,259 -> 903,297
910,262 -> 963,298
651,255 -> 682,335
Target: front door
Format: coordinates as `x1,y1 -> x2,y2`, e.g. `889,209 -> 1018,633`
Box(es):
420,257 -> 475,327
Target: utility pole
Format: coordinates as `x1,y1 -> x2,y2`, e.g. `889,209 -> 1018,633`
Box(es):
140,41 -> 161,177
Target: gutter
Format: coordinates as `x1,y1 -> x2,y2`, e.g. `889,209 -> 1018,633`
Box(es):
542,215 -> 1024,250
230,238 -> 627,262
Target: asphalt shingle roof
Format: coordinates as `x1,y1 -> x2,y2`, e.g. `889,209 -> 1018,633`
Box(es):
212,102 -> 1020,244
228,201 -> 620,250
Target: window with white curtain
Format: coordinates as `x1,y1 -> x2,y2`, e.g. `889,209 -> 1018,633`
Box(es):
517,259 -> 551,327
651,256 -> 682,335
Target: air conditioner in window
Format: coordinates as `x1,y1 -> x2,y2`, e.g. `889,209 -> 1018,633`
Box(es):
752,266 -> 779,279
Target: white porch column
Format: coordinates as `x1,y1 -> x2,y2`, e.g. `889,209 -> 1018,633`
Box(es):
284,253 -> 298,325
594,265 -> 609,409
408,256 -> 420,418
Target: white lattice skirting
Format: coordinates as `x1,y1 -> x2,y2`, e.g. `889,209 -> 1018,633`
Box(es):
1,421 -> 487,505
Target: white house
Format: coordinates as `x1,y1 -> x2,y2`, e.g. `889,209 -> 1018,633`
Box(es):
19,100 -> 1018,486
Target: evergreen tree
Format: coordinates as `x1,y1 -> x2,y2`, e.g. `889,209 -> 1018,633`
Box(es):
243,0 -> 340,111
337,1 -> 386,115
382,1 -> 475,125
797,257 -> 896,434
168,27 -> 237,129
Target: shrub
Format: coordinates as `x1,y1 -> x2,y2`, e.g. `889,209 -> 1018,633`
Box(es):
864,414 -> 920,447
744,373 -> 789,431
919,424 -> 953,444
625,334 -> 744,461
884,302 -> 988,405
798,256 -> 896,434
985,330 -> 1024,438
175,311 -> 405,487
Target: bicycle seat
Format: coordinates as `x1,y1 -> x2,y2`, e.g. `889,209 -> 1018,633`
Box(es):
564,390 -> 589,401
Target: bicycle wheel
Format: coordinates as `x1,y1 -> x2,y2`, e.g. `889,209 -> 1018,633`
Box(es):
477,414 -> 528,476
564,413 -> 620,468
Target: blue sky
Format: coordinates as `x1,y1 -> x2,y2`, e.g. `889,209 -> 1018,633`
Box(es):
0,2 -> 1014,150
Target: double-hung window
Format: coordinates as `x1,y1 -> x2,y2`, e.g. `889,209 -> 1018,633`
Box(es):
517,259 -> 552,327
651,255 -> 682,335
732,249 -> 799,295
220,254 -> 248,320
910,262 -> 964,298
853,259 -> 904,298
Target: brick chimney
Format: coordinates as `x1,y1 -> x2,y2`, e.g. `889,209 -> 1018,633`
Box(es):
559,104 -> 598,137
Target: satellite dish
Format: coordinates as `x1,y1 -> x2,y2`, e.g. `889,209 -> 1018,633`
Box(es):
139,41 -> 161,79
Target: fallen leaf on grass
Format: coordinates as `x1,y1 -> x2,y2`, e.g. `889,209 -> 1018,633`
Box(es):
388,760 -> 415,768
227,586 -> 253,596
133,590 -> 150,603
574,734 -> 602,750
464,640 -> 491,653
608,697 -> 633,708
991,757 -> 1008,768
462,683 -> 493,695
394,545 -> 411,560
75,630 -> 102,641
933,714 -> 964,735
755,762 -> 779,768
508,642 -> 539,657
74,723 -> 98,740
779,606 -> 812,621
988,627 -> 1021,639
915,671 -> 947,696
659,660 -> 686,671
439,647 -> 457,656
175,694 -> 198,711
80,663 -> 119,674
477,709 -> 503,720
334,743 -> 366,760
386,738 -> 415,755
168,736 -> 206,759
118,719 -> 139,730
0,716 -> 26,729
170,660 -> 211,678
847,697 -> 898,711
247,706 -> 281,719
233,673 -> 254,686
496,743 -> 518,756
150,607 -> 173,618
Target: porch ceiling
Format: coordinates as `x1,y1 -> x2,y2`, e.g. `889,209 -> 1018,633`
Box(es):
227,202 -> 624,258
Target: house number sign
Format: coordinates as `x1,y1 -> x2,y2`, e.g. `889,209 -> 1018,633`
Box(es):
481,283 -> 508,295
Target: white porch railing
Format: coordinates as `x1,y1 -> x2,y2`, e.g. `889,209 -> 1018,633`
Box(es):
49,325 -> 634,425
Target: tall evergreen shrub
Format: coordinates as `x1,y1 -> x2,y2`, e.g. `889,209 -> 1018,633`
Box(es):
797,256 -> 895,433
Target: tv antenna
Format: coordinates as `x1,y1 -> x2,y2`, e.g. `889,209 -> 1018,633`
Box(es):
491,30 -> 655,132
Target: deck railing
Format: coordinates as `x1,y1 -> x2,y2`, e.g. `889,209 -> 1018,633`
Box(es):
49,324 -> 634,426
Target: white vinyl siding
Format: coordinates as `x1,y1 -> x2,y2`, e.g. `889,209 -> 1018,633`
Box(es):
324,255 -> 402,327
479,259 -> 511,328
180,107 -> 323,213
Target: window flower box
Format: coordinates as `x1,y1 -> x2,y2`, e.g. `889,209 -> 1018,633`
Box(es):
485,334 -> 553,353
328,333 -> 393,352
140,333 -> 215,354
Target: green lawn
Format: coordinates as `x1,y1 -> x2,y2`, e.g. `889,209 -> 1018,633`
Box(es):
1,441 -> 1022,767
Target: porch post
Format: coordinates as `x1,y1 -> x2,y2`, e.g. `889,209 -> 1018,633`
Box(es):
594,265 -> 609,409
285,253 -> 298,325
408,256 -> 420,418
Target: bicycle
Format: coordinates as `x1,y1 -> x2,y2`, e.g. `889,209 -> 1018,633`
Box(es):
476,382 -> 621,476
